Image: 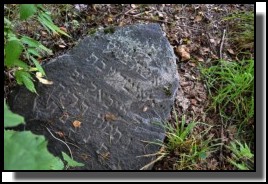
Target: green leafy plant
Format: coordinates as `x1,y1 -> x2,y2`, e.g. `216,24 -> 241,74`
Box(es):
164,110 -> 220,170
4,4 -> 70,93
4,130 -> 64,170
4,100 -> 24,128
200,59 -> 254,127
226,140 -> 254,170
4,100 -> 83,170
223,11 -> 254,52
62,152 -> 85,167
147,109 -> 220,170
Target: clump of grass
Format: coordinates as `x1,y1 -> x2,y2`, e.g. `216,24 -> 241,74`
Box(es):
200,58 -> 254,169
103,26 -> 115,34
201,59 -> 254,128
146,109 -> 220,170
88,28 -> 96,35
223,11 -> 254,53
226,140 -> 254,170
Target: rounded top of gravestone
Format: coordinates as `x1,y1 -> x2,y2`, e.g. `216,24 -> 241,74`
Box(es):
9,23 -> 179,170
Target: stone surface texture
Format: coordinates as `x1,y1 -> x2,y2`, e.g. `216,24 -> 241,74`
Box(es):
9,23 -> 179,170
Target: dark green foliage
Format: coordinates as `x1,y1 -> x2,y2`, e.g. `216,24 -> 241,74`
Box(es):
104,26 -> 115,34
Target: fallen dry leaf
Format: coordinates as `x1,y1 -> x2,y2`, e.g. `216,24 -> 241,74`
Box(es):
36,72 -> 53,85
227,48 -> 235,55
104,112 -> 117,121
209,39 -> 215,43
41,31 -> 47,36
190,99 -> 198,106
157,12 -> 164,18
55,131 -> 65,138
180,81 -> 191,87
107,16 -> 113,23
73,120 -> 82,128
143,106 -> 148,112
188,62 -> 196,67
58,44 -> 66,48
196,56 -> 204,62
176,45 -> 191,61
194,15 -> 202,22
211,53 -> 219,59
59,27 -> 67,32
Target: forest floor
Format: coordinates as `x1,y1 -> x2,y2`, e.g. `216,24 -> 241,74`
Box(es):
4,4 -> 254,170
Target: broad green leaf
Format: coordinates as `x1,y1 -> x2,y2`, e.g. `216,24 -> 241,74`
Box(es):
38,16 -> 53,35
13,59 -> 29,70
15,72 -> 23,85
38,45 -> 53,55
15,70 -> 30,85
199,152 -> 207,159
30,56 -> 46,76
21,36 -> 52,55
21,36 -> 40,48
4,17 -> 12,26
39,12 -> 53,23
22,74 -> 36,93
27,48 -> 42,58
15,71 -> 36,93
38,15 -> 58,34
36,4 -> 47,12
4,40 -> 23,68
20,4 -> 37,20
62,152 -> 84,167
4,101 -> 24,128
4,130 -> 64,170
38,14 -> 70,37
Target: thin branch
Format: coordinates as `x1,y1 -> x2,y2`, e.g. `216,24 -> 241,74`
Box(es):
46,127 -> 73,160
125,13 -> 173,24
140,153 -> 166,170
131,10 -> 153,17
114,7 -> 136,18
220,29 -> 226,60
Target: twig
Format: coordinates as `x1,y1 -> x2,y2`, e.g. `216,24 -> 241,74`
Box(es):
220,29 -> 226,60
132,10 -> 153,17
219,125 -> 224,165
46,127 -> 73,160
140,153 -> 166,170
65,141 -> 81,149
136,152 -> 160,158
114,7 -> 136,18
125,13 -> 173,24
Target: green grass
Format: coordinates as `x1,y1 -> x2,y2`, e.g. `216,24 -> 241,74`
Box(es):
223,11 -> 254,53
200,59 -> 254,128
226,140 -> 254,170
200,59 -> 254,169
150,109 -> 221,170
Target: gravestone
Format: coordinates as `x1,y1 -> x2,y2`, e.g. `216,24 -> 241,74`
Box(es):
9,23 -> 179,170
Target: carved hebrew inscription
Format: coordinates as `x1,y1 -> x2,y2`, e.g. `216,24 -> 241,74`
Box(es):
9,23 -> 179,170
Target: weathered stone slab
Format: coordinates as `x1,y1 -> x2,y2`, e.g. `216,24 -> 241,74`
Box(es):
9,23 -> 179,170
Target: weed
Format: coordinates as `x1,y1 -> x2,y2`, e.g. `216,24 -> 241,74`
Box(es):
223,11 -> 254,53
163,83 -> 172,97
200,58 -> 254,169
149,109 -> 220,170
104,26 -> 115,34
4,4 -> 70,93
200,59 -> 254,127
4,100 -> 84,170
226,140 -> 254,170
88,28 -> 97,35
